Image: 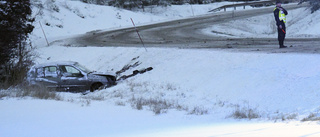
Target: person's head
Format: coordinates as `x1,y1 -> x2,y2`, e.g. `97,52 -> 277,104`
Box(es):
276,1 -> 282,7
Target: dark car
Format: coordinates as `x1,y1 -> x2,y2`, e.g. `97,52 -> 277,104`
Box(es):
27,61 -> 116,92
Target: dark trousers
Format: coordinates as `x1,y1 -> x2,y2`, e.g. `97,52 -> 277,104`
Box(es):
277,22 -> 286,47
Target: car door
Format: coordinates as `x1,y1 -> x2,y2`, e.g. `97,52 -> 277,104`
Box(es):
36,66 -> 60,89
59,65 -> 88,91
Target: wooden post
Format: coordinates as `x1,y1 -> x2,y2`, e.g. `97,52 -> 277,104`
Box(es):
190,4 -> 194,16
39,21 -> 50,47
130,18 -> 147,52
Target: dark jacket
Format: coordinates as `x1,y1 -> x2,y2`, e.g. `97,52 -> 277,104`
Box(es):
274,6 -> 288,27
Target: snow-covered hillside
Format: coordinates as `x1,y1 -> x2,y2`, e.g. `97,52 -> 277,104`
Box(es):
1,0 -> 320,137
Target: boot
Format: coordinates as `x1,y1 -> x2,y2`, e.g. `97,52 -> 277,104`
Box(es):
280,45 -> 287,48
279,40 -> 286,48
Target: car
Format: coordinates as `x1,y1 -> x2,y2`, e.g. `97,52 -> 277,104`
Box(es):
26,61 -> 116,92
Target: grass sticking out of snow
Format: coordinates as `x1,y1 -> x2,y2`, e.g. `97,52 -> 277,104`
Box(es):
0,88 -> 62,100
301,109 -> 320,122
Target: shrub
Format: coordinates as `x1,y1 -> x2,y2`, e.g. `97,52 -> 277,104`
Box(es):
129,96 -> 173,115
81,93 -> 105,101
271,113 -> 299,121
282,113 -> 298,121
188,106 -> 208,115
301,112 -> 320,121
229,106 -> 261,120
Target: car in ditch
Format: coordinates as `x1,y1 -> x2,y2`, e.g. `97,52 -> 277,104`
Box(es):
26,61 -> 116,92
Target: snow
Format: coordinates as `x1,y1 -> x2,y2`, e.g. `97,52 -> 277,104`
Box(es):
1,99 -> 320,137
2,0 -> 320,136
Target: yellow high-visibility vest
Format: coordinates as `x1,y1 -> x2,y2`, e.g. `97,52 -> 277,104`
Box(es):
274,7 -> 286,23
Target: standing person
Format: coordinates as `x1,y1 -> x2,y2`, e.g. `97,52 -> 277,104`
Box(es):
274,1 -> 288,48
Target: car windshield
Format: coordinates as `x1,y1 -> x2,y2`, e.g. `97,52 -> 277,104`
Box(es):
74,63 -> 91,73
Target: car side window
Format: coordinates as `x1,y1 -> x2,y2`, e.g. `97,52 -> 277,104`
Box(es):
60,65 -> 82,77
44,66 -> 58,78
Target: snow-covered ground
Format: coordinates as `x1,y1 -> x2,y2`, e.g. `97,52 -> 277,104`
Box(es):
1,0 -> 320,137
2,98 -> 320,137
1,99 -> 320,137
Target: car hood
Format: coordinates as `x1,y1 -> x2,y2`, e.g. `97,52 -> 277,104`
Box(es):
91,72 -> 115,76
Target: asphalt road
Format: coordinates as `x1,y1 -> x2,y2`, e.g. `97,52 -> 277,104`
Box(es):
67,3 -> 320,54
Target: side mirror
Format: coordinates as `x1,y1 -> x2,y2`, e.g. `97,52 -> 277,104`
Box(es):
77,73 -> 84,77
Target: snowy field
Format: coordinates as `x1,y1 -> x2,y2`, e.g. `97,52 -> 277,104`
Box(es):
1,0 -> 320,137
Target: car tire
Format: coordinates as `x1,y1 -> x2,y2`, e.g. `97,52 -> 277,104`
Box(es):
90,83 -> 103,92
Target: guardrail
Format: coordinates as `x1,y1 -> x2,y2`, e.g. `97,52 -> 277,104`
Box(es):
208,0 -> 297,12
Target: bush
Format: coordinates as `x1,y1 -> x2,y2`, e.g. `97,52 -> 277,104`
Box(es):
130,96 -> 173,115
229,106 -> 261,120
271,113 -> 299,121
301,112 -> 320,121
81,93 -> 105,101
188,106 -> 208,115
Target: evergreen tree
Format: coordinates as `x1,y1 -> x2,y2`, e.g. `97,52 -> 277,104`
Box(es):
0,0 -> 34,88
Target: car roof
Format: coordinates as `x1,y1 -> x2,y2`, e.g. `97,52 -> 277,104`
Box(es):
34,61 -> 78,68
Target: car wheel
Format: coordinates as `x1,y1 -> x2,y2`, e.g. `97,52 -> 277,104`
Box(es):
90,83 -> 103,92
